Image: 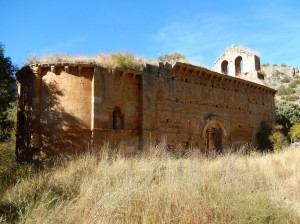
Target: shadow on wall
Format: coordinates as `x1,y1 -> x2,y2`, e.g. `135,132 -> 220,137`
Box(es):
16,67 -> 88,162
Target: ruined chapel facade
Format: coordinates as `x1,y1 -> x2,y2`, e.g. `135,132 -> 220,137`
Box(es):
16,46 -> 276,161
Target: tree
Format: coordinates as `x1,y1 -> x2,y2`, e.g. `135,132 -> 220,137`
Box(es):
0,43 -> 17,141
275,101 -> 300,136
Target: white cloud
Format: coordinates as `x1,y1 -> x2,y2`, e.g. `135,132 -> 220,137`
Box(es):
151,4 -> 300,67
151,14 -> 234,66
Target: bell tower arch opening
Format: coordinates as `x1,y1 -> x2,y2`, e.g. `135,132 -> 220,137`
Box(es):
235,56 -> 243,76
221,60 -> 229,75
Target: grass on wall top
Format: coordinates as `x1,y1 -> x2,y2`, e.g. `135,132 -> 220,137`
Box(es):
26,51 -> 194,72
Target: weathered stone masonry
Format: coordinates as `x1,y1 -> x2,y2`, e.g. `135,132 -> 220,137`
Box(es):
212,45 -> 264,84
16,51 -> 276,161
142,62 -> 275,152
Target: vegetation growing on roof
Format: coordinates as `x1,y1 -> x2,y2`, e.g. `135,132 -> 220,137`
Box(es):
26,51 -> 201,71
26,51 -> 157,71
157,52 -> 190,64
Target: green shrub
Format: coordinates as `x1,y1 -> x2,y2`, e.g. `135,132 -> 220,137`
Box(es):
276,85 -> 286,95
277,86 -> 295,96
289,123 -> 300,142
275,101 -> 300,136
285,94 -> 299,102
273,64 -> 278,67
273,70 -> 281,77
281,63 -> 287,67
0,141 -> 29,196
269,125 -> 287,152
262,63 -> 269,67
285,87 -> 295,95
281,77 -> 290,83
158,52 -> 188,64
288,81 -> 298,88
110,51 -> 136,69
0,105 -> 30,196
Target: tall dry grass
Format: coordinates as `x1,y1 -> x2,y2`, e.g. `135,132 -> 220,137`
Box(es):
25,51 -> 201,71
0,145 -> 299,223
26,52 -> 155,71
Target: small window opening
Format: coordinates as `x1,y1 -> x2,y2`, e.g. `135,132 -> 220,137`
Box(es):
113,106 -> 124,129
257,72 -> 265,80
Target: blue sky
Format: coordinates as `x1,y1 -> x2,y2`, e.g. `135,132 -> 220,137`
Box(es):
2,0 -> 300,67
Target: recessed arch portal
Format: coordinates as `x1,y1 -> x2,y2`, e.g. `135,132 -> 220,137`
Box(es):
202,116 -> 227,153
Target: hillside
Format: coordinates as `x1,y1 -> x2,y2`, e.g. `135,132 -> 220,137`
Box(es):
261,64 -> 300,105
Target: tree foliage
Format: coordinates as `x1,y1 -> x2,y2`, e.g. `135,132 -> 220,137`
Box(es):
275,101 -> 300,136
0,43 -> 16,141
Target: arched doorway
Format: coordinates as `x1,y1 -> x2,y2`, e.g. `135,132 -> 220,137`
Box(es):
206,127 -> 222,153
202,116 -> 227,154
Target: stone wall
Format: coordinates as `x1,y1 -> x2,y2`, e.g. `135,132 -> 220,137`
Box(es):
92,68 -> 141,153
16,64 -> 142,160
16,60 -> 276,161
142,63 -> 275,153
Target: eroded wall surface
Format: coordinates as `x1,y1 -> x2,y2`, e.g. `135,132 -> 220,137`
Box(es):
92,68 -> 141,153
16,65 -> 94,159
16,62 -> 275,161
142,64 -> 275,153
16,65 -> 142,160
40,66 -> 93,156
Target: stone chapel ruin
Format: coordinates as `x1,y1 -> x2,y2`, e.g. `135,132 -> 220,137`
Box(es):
16,46 -> 276,161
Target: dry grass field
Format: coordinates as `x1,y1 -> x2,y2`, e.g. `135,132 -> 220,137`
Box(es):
0,144 -> 300,223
